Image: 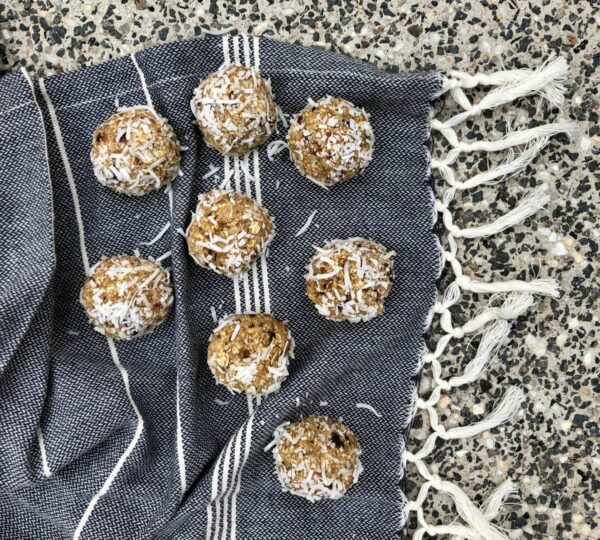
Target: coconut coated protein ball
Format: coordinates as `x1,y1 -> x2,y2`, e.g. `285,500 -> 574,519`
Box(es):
91,106 -> 180,196
191,64 -> 277,155
186,189 -> 274,276
287,96 -> 374,187
269,416 -> 363,501
207,313 -> 294,396
305,238 -> 394,322
80,255 -> 173,340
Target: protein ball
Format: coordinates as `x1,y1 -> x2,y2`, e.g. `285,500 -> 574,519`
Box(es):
269,416 -> 363,501
208,313 -> 294,396
91,106 -> 180,196
287,96 -> 374,187
191,65 -> 277,155
305,238 -> 395,322
80,255 -> 173,340
186,189 -> 275,276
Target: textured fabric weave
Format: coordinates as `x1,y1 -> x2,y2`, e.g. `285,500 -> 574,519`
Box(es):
0,35 -> 441,539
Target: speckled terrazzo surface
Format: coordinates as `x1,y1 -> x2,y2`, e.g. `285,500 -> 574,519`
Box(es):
1,1 -> 598,539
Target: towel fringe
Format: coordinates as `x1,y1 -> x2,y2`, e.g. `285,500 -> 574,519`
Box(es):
405,56 -> 575,538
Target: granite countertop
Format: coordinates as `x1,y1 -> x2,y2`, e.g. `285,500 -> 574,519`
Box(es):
1,1 -> 597,538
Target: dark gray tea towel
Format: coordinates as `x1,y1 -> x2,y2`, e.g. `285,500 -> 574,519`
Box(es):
0,33 -> 574,540
0,34 -> 440,539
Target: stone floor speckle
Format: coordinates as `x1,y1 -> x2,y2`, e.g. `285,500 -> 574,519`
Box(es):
1,1 -> 598,538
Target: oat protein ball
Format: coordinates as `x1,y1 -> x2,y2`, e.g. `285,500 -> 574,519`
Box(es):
186,189 -> 275,276
80,255 -> 173,340
190,64 -> 277,155
91,106 -> 181,196
207,313 -> 294,396
305,238 -> 395,322
269,416 -> 363,501
287,96 -> 374,187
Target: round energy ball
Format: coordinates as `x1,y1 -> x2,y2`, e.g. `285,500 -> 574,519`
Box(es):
207,313 -> 294,396
270,416 -> 363,501
80,255 -> 173,340
91,106 -> 180,196
287,96 -> 374,187
191,64 -> 277,155
186,189 -> 275,276
305,238 -> 395,322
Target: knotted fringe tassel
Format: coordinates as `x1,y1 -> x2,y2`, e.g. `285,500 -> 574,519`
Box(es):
438,56 -> 570,127
405,56 -> 576,539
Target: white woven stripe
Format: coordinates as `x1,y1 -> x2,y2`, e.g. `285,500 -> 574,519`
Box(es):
175,375 -> 186,496
254,148 -> 271,314
219,427 -> 244,540
40,78 -> 147,538
222,36 -> 230,67
228,36 -> 263,539
253,36 -> 260,70
75,339 -> 145,540
22,67 -> 54,479
130,53 -> 154,110
131,53 -> 187,499
213,434 -> 234,540
36,425 -> 51,478
243,34 -> 251,68
206,445 -> 226,540
230,416 -> 254,540
232,35 -> 240,67
39,78 -> 89,274
222,154 -> 242,314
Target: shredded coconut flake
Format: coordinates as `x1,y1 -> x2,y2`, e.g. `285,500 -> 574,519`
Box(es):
355,402 -> 382,418
214,399 -> 230,406
267,139 -> 289,161
140,222 -> 171,246
202,163 -> 221,180
295,210 -> 318,237
210,306 -> 218,323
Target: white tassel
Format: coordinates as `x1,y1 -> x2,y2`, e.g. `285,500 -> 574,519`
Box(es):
455,185 -> 550,239
483,479 -> 519,519
449,479 -> 518,540
447,320 -> 511,388
456,274 -> 560,298
443,57 -> 568,91
434,479 -> 511,540
458,293 -> 534,336
441,57 -> 570,127
432,121 -> 578,153
433,137 -> 550,190
438,386 -> 525,440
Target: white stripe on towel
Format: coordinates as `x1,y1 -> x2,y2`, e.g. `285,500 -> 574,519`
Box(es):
22,67 -> 55,478
39,77 -> 145,540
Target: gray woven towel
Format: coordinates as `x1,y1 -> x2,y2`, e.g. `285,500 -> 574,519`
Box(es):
0,35 -> 441,539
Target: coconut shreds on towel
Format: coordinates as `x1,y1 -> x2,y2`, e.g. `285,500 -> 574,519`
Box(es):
0,32 -> 572,540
